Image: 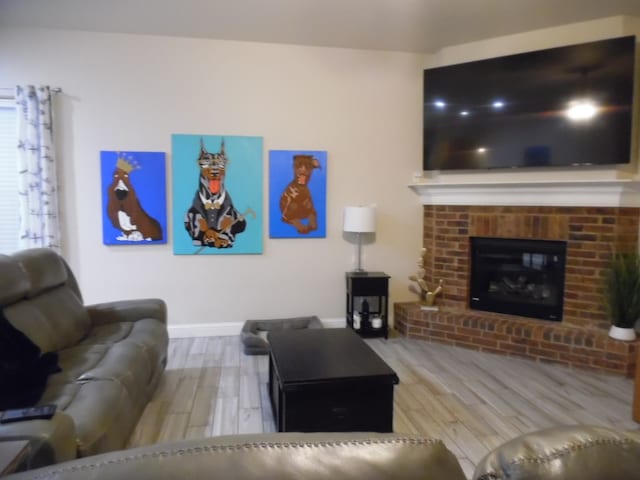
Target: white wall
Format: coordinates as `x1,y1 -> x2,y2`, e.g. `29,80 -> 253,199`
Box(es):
2,16 -> 637,335
0,27 -> 425,334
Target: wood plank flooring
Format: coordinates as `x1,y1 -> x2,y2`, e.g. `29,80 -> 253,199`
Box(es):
128,333 -> 639,479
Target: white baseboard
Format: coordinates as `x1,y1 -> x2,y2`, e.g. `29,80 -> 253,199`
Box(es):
168,322 -> 241,338
167,317 -> 346,338
321,317 -> 346,328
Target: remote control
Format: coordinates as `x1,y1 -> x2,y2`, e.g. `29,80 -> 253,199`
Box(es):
0,404 -> 57,423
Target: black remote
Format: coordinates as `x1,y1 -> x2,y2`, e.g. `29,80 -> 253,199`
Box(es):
0,404 -> 57,423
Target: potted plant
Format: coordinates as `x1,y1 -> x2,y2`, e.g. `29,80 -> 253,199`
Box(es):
605,251 -> 640,341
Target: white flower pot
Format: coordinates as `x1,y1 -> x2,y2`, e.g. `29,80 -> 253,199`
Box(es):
608,325 -> 637,341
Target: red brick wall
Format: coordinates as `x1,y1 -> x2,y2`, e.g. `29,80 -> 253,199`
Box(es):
396,205 -> 640,376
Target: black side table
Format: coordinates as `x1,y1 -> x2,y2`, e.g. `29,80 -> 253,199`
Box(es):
346,271 -> 390,339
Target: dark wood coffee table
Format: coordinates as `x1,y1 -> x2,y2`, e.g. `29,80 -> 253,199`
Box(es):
267,328 -> 399,432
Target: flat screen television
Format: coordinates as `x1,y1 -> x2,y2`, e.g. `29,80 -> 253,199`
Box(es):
423,35 -> 636,171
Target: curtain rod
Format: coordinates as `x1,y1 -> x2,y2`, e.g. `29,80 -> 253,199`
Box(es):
0,87 -> 62,93
0,87 -> 62,100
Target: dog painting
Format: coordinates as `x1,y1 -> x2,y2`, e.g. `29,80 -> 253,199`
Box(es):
269,150 -> 327,238
172,134 -> 263,255
184,138 -> 248,249
100,151 -> 167,245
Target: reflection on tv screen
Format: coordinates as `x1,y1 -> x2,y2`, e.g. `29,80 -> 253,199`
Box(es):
423,35 -> 636,171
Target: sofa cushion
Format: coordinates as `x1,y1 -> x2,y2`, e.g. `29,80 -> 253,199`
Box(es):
78,318 -> 168,363
1,249 -> 91,352
39,382 -> 83,411
12,248 -> 70,298
48,345 -> 109,385
40,379 -> 140,458
0,255 -> 30,305
3,288 -> 90,352
77,341 -> 153,401
86,299 -> 166,327
113,318 -> 169,370
76,318 -> 168,394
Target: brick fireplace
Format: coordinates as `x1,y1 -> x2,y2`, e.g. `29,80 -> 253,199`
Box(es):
396,181 -> 640,377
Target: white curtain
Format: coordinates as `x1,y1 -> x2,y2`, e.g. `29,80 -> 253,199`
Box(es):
15,85 -> 60,251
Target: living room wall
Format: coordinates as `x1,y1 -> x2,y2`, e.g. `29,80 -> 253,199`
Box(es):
1,15 -> 638,336
0,27 -> 425,334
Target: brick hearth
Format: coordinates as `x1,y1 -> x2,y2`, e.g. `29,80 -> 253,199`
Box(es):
395,205 -> 639,376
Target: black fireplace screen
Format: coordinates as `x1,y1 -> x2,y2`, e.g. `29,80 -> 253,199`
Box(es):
469,237 -> 567,321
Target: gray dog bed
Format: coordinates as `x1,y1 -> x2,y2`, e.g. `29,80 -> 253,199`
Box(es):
241,316 -> 323,355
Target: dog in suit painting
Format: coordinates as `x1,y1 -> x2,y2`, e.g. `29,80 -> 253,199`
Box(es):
184,138 -> 248,249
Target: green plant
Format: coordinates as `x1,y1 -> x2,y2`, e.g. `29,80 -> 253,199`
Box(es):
605,252 -> 640,329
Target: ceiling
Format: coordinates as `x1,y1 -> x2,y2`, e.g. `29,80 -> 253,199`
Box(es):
1,0 -> 640,53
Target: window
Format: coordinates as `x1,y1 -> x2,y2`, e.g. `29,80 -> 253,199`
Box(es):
0,99 -> 19,254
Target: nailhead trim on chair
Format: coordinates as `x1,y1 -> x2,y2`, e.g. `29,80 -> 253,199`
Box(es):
24,437 -> 445,479
476,437 -> 639,480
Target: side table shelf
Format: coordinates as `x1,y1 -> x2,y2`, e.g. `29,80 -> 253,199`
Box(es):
346,271 -> 390,339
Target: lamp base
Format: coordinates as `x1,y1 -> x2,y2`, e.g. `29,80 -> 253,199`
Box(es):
350,269 -> 368,275
355,234 -> 365,272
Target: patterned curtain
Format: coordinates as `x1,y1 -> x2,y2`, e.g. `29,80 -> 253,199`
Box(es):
15,85 -> 61,251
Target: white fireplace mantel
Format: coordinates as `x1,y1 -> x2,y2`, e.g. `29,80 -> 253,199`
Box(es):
409,179 -> 640,207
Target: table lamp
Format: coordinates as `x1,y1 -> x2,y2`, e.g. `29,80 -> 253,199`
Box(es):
343,205 -> 376,272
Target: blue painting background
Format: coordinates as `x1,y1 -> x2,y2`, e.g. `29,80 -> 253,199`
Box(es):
269,150 -> 327,238
100,151 -> 167,245
172,134 -> 263,255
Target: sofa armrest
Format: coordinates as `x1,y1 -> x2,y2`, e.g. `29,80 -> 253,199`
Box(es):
4,432 -> 466,480
473,425 -> 640,480
86,298 -> 167,327
0,412 -> 77,470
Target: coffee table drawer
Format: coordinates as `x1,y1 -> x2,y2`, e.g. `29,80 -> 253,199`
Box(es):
281,382 -> 394,433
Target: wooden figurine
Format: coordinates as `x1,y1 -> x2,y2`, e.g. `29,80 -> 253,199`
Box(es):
408,248 -> 443,309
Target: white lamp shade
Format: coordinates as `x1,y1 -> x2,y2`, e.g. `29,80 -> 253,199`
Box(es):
343,206 -> 376,233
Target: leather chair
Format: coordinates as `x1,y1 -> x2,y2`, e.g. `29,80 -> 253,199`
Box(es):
473,425 -> 640,480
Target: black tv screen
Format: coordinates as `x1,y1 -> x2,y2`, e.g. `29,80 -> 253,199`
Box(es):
423,35 -> 636,171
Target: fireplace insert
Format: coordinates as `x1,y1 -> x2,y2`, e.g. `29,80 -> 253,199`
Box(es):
469,237 -> 567,321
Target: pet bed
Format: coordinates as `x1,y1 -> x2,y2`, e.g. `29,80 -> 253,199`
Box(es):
241,316 -> 323,355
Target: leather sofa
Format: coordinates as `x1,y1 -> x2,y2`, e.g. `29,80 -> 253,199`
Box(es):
3,425 -> 640,480
5,432 -> 467,480
0,248 -> 168,468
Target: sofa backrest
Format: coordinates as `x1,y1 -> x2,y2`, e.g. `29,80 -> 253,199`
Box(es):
0,248 -> 90,353
4,432 -> 467,480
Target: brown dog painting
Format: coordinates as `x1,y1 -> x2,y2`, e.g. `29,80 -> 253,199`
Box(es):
106,156 -> 163,242
279,154 -> 321,234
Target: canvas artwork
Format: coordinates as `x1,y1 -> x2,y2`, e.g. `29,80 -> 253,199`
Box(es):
100,151 -> 167,245
172,134 -> 263,255
269,150 -> 327,238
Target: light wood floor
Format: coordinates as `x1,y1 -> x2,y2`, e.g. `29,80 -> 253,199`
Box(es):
128,333 -> 638,479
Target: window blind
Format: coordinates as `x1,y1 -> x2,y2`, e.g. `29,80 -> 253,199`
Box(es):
0,102 -> 19,254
